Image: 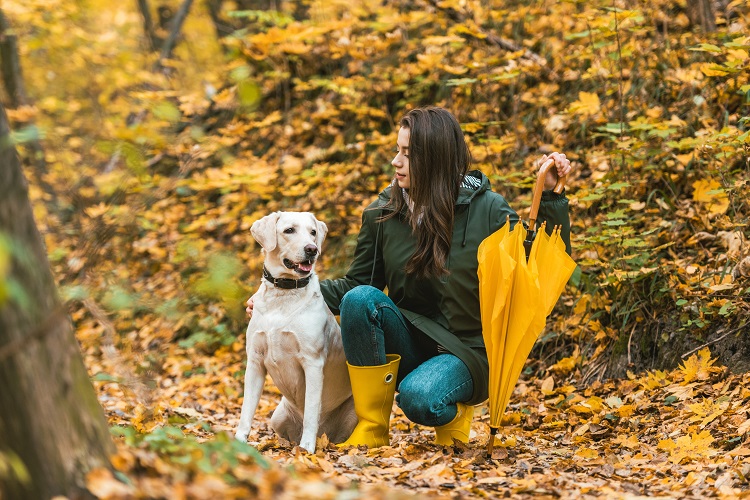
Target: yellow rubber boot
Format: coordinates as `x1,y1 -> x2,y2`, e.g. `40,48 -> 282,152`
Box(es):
434,402 -> 474,445
340,354 -> 401,448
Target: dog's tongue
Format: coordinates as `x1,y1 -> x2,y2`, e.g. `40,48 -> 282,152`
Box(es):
297,262 -> 313,273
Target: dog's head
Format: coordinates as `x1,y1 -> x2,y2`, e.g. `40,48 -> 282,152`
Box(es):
251,212 -> 328,278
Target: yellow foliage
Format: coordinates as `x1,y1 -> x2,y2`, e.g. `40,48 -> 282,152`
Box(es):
574,447 -> 599,460
550,345 -> 580,375
567,92 -> 601,117
692,180 -> 729,216
679,348 -> 720,384
657,430 -> 717,464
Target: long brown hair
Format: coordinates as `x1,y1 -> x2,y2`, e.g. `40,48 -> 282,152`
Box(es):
381,107 -> 471,278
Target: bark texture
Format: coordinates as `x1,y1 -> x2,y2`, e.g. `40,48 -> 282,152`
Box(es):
0,102 -> 113,499
687,0 -> 716,31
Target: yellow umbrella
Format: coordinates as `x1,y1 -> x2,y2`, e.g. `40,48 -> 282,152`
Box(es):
478,159 -> 576,455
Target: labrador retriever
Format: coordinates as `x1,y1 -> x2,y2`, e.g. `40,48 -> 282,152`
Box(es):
234,212 -> 356,453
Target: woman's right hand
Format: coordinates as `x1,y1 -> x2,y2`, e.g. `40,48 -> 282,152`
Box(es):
246,297 -> 254,318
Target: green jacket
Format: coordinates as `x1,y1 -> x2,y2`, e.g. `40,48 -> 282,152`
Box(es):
320,170 -> 570,405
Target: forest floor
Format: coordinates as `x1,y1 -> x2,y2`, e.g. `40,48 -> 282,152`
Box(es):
76,319 -> 750,499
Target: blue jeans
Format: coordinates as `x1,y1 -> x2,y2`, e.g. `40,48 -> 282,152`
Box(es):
339,285 -> 474,427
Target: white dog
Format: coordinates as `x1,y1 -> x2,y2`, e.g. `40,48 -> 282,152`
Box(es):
234,212 -> 356,452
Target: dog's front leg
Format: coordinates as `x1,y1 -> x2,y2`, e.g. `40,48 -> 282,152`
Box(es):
235,357 -> 266,443
299,357 -> 325,453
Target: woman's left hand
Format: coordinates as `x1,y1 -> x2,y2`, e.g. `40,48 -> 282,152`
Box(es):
540,152 -> 573,191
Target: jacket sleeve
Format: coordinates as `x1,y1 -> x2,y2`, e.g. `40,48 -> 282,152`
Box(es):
489,193 -> 521,232
320,204 -> 385,314
537,189 -> 571,254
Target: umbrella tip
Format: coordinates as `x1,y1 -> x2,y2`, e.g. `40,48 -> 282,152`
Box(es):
486,427 -> 498,458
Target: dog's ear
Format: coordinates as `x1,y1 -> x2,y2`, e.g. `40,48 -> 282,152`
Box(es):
251,212 -> 280,251
315,219 -> 328,250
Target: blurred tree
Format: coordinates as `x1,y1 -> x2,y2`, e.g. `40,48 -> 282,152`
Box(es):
687,0 -> 716,31
0,100 -> 113,499
158,0 -> 194,63
0,9 -> 28,109
0,8 -> 50,202
137,0 -> 160,50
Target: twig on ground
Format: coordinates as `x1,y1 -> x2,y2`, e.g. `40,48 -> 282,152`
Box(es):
680,323 -> 747,359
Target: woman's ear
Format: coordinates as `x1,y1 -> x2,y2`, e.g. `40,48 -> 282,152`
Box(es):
251,212 -> 280,251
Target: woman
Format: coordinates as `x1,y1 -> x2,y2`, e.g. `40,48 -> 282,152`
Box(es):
249,107 -> 572,447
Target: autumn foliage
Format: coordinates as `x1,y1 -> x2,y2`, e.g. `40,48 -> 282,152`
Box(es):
1,0 -> 749,497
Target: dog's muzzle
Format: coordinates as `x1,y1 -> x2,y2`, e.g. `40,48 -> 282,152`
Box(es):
283,258 -> 315,275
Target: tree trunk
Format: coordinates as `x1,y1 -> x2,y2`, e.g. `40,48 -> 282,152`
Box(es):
0,102 -> 113,498
686,0 -> 716,32
0,9 -> 28,108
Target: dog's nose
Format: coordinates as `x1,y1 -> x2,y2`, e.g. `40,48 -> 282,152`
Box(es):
304,244 -> 318,257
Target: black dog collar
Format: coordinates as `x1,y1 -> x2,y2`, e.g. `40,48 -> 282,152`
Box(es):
262,266 -> 311,289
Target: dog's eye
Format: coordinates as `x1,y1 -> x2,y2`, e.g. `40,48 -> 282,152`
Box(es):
284,227 -> 295,234
311,230 -> 317,236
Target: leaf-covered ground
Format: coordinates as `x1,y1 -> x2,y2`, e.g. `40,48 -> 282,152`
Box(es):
80,315 -> 750,499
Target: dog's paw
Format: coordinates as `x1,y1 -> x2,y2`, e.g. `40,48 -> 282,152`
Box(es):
235,431 -> 249,442
299,437 -> 316,454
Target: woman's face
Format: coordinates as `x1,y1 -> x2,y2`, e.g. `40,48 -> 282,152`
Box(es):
392,126 -> 411,189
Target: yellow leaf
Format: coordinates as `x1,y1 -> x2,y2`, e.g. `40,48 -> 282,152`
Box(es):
541,376 -> 555,395
568,92 -> 601,117
571,404 -> 593,415
727,49 -> 748,61
684,471 -> 702,486
679,348 -> 718,384
675,153 -> 694,166
86,468 -> 134,498
637,369 -> 670,390
657,439 -> 676,452
614,434 -> 640,449
551,345 -> 580,375
586,396 -> 604,413
574,447 -> 599,460
700,63 -> 729,77
617,405 -> 636,418
692,179 -> 729,216
658,430 -> 717,464
501,412 -> 521,425
666,383 -> 695,400
574,294 -> 591,315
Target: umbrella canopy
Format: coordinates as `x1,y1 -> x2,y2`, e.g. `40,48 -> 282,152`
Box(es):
478,160 -> 576,455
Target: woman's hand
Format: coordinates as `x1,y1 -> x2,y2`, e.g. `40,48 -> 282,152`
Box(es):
540,152 -> 572,191
246,296 -> 255,318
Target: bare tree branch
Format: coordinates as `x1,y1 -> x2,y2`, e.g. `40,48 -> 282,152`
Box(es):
158,0 -> 194,64
137,0 -> 159,50
206,0 -> 236,39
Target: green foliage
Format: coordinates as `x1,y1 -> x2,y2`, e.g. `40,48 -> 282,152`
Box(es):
0,233 -> 31,311
110,425 -> 269,475
0,449 -> 30,485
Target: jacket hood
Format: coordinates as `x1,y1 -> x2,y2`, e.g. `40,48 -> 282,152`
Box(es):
377,170 -> 490,207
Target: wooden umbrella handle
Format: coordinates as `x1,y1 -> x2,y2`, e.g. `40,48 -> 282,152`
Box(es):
528,158 -> 566,233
